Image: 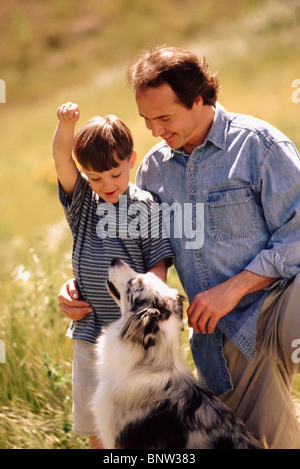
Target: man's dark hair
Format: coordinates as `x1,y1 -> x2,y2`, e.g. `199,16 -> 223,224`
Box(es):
127,46 -> 220,108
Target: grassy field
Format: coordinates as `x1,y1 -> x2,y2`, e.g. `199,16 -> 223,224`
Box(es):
0,0 -> 300,448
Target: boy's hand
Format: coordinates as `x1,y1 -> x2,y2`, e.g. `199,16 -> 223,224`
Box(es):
52,102 -> 80,195
57,102 -> 80,123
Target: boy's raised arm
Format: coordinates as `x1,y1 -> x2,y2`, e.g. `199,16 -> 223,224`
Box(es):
52,102 -> 80,197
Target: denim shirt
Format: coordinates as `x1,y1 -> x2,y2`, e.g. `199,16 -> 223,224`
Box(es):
135,102 -> 300,396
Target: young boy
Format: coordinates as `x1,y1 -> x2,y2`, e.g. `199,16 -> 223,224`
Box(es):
52,102 -> 173,448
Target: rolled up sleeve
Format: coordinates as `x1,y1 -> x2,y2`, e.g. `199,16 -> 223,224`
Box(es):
245,141 -> 300,285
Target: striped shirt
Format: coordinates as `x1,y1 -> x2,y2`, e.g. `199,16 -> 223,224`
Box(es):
58,171 -> 174,343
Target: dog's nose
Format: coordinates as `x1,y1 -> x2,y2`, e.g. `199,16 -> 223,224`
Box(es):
110,258 -> 122,267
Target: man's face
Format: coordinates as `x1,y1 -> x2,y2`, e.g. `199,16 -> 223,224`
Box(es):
136,83 -> 205,154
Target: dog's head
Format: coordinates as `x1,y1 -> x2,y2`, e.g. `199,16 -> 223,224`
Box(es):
106,258 -> 185,350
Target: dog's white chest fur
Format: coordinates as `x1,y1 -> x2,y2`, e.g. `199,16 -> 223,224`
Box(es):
91,312 -> 185,449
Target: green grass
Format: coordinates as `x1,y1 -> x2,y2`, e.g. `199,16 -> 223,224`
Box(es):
0,233 -> 185,449
0,235 -> 89,448
0,0 -> 300,449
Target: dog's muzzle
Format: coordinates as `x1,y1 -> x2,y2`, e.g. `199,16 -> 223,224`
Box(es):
106,258 -> 126,300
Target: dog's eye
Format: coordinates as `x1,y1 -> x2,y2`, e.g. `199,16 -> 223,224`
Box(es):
132,298 -> 146,310
126,279 -> 134,294
134,299 -> 143,307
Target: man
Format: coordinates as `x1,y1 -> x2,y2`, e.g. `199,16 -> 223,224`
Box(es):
58,46 -> 300,448
127,46 -> 300,448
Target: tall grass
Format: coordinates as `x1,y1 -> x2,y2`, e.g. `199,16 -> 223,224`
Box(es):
0,226 -> 188,449
0,230 -> 90,448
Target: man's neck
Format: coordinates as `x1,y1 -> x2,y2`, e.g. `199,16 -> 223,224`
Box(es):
183,105 -> 215,155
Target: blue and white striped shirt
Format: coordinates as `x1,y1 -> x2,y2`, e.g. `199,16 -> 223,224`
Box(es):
59,171 -> 174,343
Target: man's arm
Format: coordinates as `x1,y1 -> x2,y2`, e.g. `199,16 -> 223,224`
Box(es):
187,271 -> 276,334
52,102 -> 80,197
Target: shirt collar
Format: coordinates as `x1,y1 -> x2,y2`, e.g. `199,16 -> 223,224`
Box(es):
164,102 -> 228,161
205,102 -> 229,151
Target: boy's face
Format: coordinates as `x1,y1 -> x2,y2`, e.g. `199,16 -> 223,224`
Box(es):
82,151 -> 136,204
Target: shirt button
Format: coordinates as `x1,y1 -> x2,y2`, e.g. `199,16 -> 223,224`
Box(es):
204,282 -> 209,288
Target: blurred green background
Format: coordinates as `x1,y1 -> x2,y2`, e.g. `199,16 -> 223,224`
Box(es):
0,0 -> 299,448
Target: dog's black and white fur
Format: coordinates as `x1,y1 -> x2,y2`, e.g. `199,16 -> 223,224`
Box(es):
90,258 -> 262,449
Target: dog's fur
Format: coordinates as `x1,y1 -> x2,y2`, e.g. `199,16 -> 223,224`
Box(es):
90,258 -> 262,449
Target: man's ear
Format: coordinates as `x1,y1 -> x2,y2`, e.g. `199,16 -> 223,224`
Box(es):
193,95 -> 203,109
129,149 -> 137,169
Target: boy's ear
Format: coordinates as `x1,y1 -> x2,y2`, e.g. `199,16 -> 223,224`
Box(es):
129,149 -> 137,169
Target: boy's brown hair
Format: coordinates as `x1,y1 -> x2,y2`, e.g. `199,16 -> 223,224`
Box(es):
74,115 -> 134,172
127,46 -> 220,108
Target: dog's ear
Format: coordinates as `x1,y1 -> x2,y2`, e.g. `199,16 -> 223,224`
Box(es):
141,308 -> 161,350
176,293 -> 186,319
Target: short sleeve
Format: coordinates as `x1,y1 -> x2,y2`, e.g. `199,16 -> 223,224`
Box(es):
58,170 -> 89,235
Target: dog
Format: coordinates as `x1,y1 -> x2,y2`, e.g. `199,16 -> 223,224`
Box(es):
90,258 -> 262,449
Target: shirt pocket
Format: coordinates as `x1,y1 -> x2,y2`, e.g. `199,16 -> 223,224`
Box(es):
207,186 -> 258,240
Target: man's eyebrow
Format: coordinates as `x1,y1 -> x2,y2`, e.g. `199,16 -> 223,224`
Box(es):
139,112 -> 170,120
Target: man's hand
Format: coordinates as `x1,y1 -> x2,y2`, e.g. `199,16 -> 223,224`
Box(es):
187,270 -> 276,334
58,278 -> 92,321
187,281 -> 243,334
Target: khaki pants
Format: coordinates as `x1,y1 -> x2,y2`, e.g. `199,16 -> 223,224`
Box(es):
220,274 -> 300,449
72,340 -> 98,436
